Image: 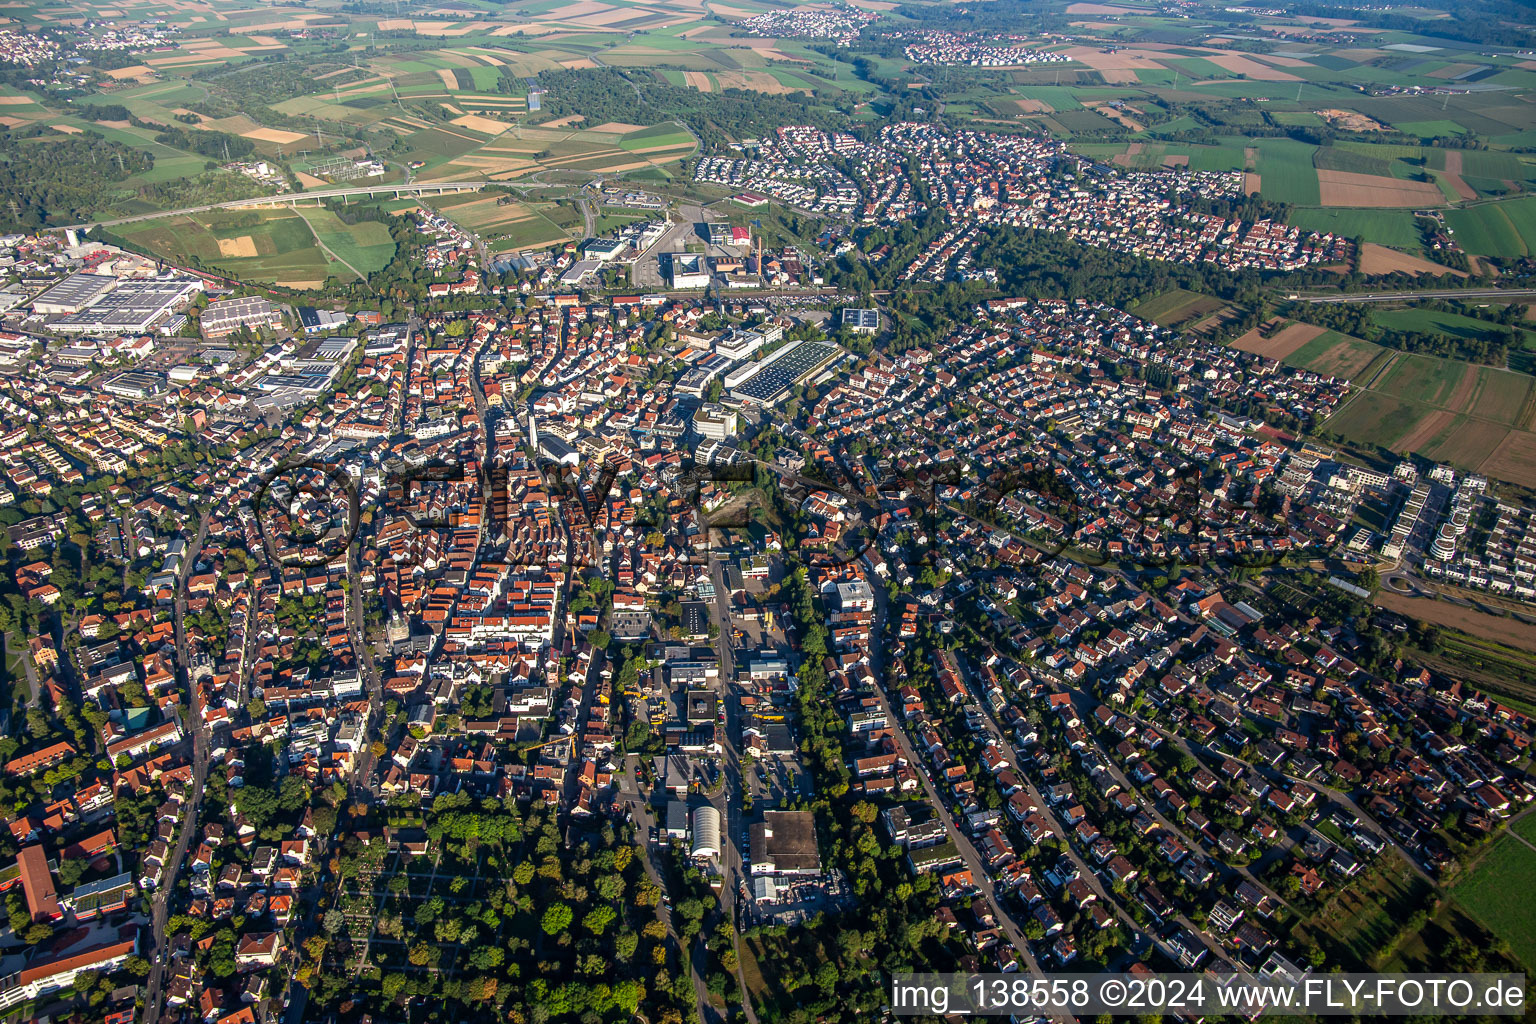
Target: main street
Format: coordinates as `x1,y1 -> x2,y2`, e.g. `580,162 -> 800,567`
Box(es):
143,511 -> 211,1024
705,552 -> 759,1024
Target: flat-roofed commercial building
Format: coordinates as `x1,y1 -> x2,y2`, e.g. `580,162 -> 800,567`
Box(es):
749,810 -> 822,876
202,295 -> 284,337
841,307 -> 880,334
669,253 -> 710,289
33,273 -> 117,315
51,277 -> 202,335
692,402 -> 738,441
100,370 -> 165,400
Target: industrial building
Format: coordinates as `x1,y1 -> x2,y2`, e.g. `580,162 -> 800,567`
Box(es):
201,295 -> 285,337
748,810 -> 822,876
582,237 -> 627,262
298,307 -> 350,335
32,273 -> 117,316
724,339 -> 842,407
559,259 -> 604,288
100,371 -> 166,401
669,253 -> 710,290
50,277 -> 202,335
707,223 -> 751,246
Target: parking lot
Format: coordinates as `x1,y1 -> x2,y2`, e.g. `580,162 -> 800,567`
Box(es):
749,754 -> 810,807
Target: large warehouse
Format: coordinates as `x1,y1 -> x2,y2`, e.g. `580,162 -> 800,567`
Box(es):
51,277 -> 203,335
32,272 -> 117,316
724,339 -> 842,407
748,810 -> 821,876
201,295 -> 285,337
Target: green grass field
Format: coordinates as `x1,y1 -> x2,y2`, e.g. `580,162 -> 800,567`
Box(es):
295,209 -> 397,277
1288,208 -> 1422,250
1313,145 -> 1392,177
620,127 -> 692,151
1293,855 -> 1435,971
1323,390 -> 1427,448
1446,204 -> 1526,256
1451,833 -> 1536,972
115,207 -> 393,285
1445,199 -> 1536,256
1254,138 -> 1321,205
1375,353 -> 1468,408
1372,306 -> 1530,348
1128,288 -> 1223,326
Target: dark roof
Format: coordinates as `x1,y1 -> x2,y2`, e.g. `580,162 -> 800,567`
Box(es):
751,810 -> 820,872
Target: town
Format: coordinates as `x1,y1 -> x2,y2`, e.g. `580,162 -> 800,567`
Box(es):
0,2 -> 1531,1009
694,125 -> 1350,274
0,187 -> 1528,1023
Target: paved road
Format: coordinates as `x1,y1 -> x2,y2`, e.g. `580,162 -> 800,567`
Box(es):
3,631 -> 40,708
577,195 -> 596,239
705,554 -> 759,1024
1299,288 -> 1536,304
615,763 -> 722,1024
143,512 -> 212,1024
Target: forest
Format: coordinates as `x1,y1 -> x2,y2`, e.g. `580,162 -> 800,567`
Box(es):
0,130 -> 153,230
533,68 -> 844,153
152,125 -> 257,161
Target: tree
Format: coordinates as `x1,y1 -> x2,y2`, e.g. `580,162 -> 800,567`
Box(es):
541,903 -> 574,936
583,905 -> 616,935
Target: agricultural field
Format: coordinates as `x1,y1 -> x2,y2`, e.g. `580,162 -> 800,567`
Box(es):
409,121 -> 695,182
0,0 -> 1534,273
1281,330 -> 1390,381
1229,319 -> 1326,361
1287,208 -> 1424,251
1451,833 -> 1536,973
1320,344 -> 1536,485
427,192 -> 579,250
1,0 -> 1535,275
1446,199 -> 1536,257
111,207 -> 395,286
1128,288 -> 1225,326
